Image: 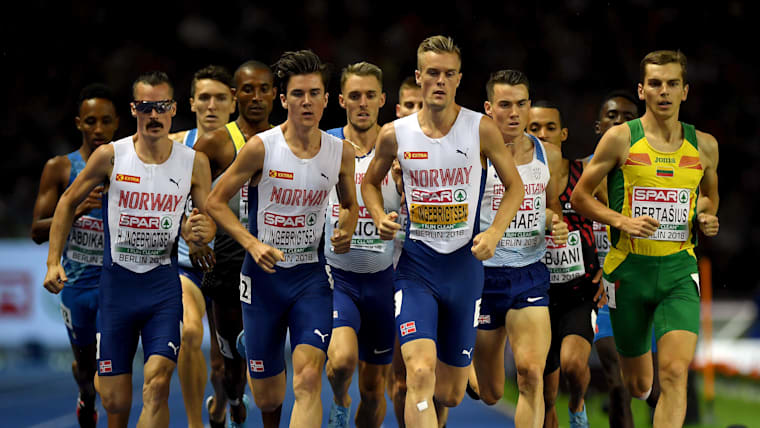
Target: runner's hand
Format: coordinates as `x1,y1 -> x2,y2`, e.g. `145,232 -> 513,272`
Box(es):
621,215 -> 659,238
74,185 -> 103,218
550,214 -> 569,245
471,229 -> 500,261
189,243 -> 216,272
377,212 -> 401,241
697,213 -> 719,236
331,228 -> 352,254
185,208 -> 216,244
592,274 -> 607,308
249,241 -> 284,274
43,263 -> 67,294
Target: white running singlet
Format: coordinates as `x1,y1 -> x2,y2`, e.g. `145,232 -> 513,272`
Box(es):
107,137 -> 195,273
252,126 -> 342,268
481,134 -> 550,267
394,108 -> 484,254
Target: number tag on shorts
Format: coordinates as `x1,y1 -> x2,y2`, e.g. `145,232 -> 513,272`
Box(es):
394,290 -> 403,318
691,272 -> 700,296
96,332 -> 101,359
603,278 -> 616,309
239,273 -> 252,304
325,265 -> 334,290
60,302 -> 73,330
473,298 -> 482,327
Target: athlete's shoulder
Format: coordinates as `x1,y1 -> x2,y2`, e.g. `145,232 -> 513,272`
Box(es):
695,129 -> 718,150
326,127 -> 344,139
168,129 -> 188,143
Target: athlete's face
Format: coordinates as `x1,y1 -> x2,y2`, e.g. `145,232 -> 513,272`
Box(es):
236,67 -> 276,125
595,97 -> 639,136
528,107 -> 567,148
416,52 -> 461,111
131,82 -> 175,139
484,83 -> 530,140
339,74 -> 385,132
638,63 -> 688,119
190,78 -> 235,133
396,88 -> 423,118
76,98 -> 119,149
280,73 -> 328,128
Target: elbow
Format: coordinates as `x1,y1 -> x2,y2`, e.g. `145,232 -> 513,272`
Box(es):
30,225 -> 48,245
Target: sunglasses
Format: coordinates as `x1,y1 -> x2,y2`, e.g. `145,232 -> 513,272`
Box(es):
132,100 -> 175,114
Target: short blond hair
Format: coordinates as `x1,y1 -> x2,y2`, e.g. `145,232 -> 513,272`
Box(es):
340,61 -> 383,92
640,50 -> 687,83
416,35 -> 461,70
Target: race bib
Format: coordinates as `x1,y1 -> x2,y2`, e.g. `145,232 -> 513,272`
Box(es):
631,187 -> 690,241
66,215 -> 104,265
499,194 -> 543,248
543,230 -> 585,283
409,201 -> 470,241
259,211 -> 320,264
603,278 -> 616,309
331,204 -> 384,252
593,221 -> 609,265
239,185 -> 248,229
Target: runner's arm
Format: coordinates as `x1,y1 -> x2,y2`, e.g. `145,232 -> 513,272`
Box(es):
696,130 -> 719,236
31,156 -> 69,244
473,116 -> 524,260
544,143 -> 568,244
184,151 -> 216,245
331,141 -> 359,254
362,123 -> 402,240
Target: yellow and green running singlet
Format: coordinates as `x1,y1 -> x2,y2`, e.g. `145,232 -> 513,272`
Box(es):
604,118 -> 704,274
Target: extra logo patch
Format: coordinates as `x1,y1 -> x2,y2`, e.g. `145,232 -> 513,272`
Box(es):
269,170 -> 294,180
115,174 -> 140,183
403,152 -> 428,160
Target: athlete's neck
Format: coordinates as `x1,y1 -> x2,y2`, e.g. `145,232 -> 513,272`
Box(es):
343,123 -> 380,156
79,142 -> 96,162
418,104 -> 460,138
236,116 -> 271,141
506,133 -> 533,158
133,133 -> 173,164
640,111 -> 683,145
280,120 -> 321,158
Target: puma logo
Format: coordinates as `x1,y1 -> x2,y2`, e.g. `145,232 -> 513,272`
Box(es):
320,172 -> 328,180
313,329 -> 329,343
462,348 -> 473,358
455,149 -> 468,158
167,341 -> 179,356
169,178 -> 181,188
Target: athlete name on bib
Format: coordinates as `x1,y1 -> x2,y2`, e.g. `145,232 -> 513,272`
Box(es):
631,187 -> 690,241
115,212 -> 176,264
66,215 -> 104,265
331,204 -> 384,252
498,193 -> 544,248
260,210 -> 321,264
543,230 -> 585,283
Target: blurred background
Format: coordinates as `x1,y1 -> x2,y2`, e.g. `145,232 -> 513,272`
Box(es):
1,1 -> 759,427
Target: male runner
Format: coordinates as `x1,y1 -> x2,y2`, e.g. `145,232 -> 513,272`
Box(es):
33,83 -> 119,428
571,50 -> 720,428
591,90 -> 640,428
207,49 -> 358,428
362,36 -> 524,428
43,71 -> 216,428
323,61 -> 400,428
527,101 -> 605,428
168,64 -> 236,428
193,59 -> 277,428
473,70 -> 568,428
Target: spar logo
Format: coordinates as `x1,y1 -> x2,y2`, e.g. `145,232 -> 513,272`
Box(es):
115,174 -> 140,184
119,214 -> 160,229
269,170 -> 294,180
160,216 -> 173,229
333,205 -> 372,219
263,212 -> 317,228
410,189 -> 452,203
633,188 -> 689,204
519,196 -> 541,211
403,152 -> 428,160
73,216 -> 104,232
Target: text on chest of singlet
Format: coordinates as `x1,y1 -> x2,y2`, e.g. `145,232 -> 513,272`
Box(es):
408,166 -> 472,187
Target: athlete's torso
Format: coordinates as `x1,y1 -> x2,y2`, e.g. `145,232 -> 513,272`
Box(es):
62,149 -> 104,287
104,136 -> 195,273
249,126 -> 342,268
324,127 -> 401,273
482,134 -> 550,267
395,107 -> 485,255
605,118 -> 704,273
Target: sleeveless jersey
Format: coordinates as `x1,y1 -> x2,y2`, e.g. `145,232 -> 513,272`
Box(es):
104,137 -> 195,273
542,159 -> 598,284
604,118 -> 703,273
177,129 -> 204,268
62,150 -> 104,288
482,134 -> 550,267
323,127 -> 401,273
210,122 -> 249,264
395,108 -> 485,254
249,126 -> 342,268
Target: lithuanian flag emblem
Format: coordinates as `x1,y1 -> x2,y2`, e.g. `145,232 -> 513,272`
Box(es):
656,167 -> 674,178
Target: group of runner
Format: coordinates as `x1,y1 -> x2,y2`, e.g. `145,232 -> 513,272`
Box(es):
35,34 -> 719,428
